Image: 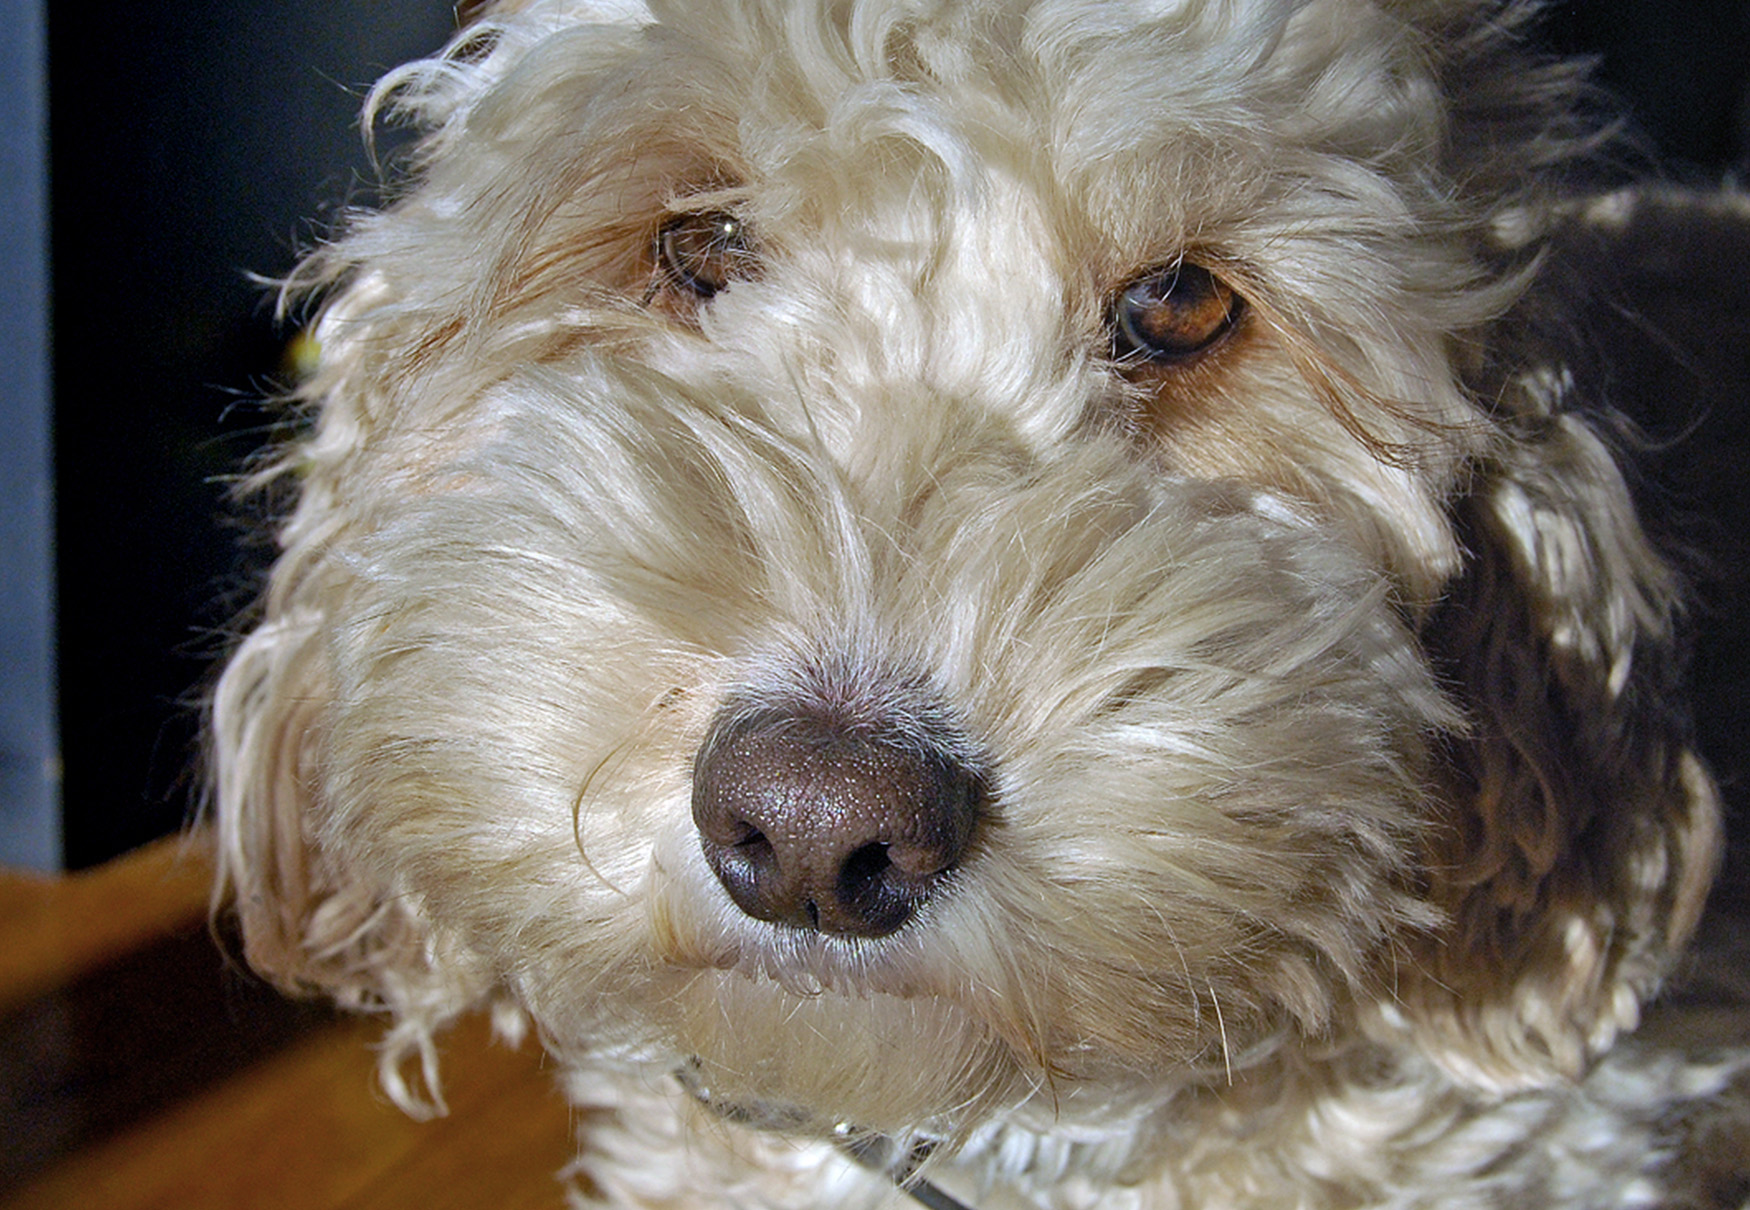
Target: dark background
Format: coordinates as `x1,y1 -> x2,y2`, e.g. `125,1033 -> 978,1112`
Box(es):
50,1 -> 456,867
48,2 -> 1750,868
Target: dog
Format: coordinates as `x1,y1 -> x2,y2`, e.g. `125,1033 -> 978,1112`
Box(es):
210,0 -> 1750,1205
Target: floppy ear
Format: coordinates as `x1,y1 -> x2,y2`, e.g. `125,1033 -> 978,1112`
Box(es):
210,602 -> 380,998
1396,370 -> 1722,1091
209,513 -> 487,1116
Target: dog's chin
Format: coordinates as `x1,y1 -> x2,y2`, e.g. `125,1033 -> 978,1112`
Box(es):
593,866 -> 1219,1138
642,957 -> 1233,1144
662,966 -> 1021,1137
631,876 -> 1012,1132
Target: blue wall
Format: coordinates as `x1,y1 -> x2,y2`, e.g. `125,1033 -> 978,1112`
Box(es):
0,0 -> 57,869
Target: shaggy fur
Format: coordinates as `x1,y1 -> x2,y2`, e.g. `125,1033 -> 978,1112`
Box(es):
211,0 -> 1750,1205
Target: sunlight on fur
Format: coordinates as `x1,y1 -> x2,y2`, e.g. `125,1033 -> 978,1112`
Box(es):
210,0 -> 1749,1205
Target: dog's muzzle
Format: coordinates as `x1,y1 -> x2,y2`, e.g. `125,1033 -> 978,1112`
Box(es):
691,706 -> 983,937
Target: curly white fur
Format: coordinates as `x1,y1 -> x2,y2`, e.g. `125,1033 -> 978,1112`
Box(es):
211,0 -> 1747,1205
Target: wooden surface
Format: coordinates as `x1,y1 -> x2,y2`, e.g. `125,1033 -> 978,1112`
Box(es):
1,1013 -> 577,1210
0,836 -> 213,1014
0,840 -> 578,1209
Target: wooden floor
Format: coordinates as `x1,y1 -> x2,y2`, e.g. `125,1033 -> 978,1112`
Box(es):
0,840 -> 577,1209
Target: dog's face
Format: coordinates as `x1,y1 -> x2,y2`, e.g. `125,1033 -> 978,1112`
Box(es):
215,0 -> 1719,1149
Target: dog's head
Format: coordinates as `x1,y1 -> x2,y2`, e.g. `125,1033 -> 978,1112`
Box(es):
213,0 -> 1719,1142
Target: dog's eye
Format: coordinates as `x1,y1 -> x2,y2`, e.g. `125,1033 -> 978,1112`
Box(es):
1111,263 -> 1242,364
656,210 -> 756,300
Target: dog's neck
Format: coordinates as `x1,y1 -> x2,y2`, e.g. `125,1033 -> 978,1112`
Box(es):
676,1064 -> 979,1209
839,1133 -> 977,1210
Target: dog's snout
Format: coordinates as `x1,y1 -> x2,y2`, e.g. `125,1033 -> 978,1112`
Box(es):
691,710 -> 981,937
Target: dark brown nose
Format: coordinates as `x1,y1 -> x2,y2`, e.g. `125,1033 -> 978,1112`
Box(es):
691,709 -> 981,937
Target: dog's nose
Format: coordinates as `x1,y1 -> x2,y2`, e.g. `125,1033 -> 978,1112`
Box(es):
691,710 -> 981,937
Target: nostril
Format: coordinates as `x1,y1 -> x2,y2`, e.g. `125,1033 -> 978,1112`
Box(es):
840,842 -> 893,895
707,827 -> 777,908
843,842 -> 891,878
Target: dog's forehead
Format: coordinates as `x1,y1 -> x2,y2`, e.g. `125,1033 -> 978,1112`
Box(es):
402,0 -> 1461,327
532,0 -> 1441,277
552,0 -> 1432,190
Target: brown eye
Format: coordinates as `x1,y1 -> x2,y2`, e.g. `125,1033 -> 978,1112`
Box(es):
656,210 -> 755,299
1111,262 -> 1242,364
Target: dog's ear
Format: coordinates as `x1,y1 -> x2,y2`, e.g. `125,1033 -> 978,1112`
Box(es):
1393,378 -> 1722,1091
210,585 -> 483,1114
211,606 -> 370,998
